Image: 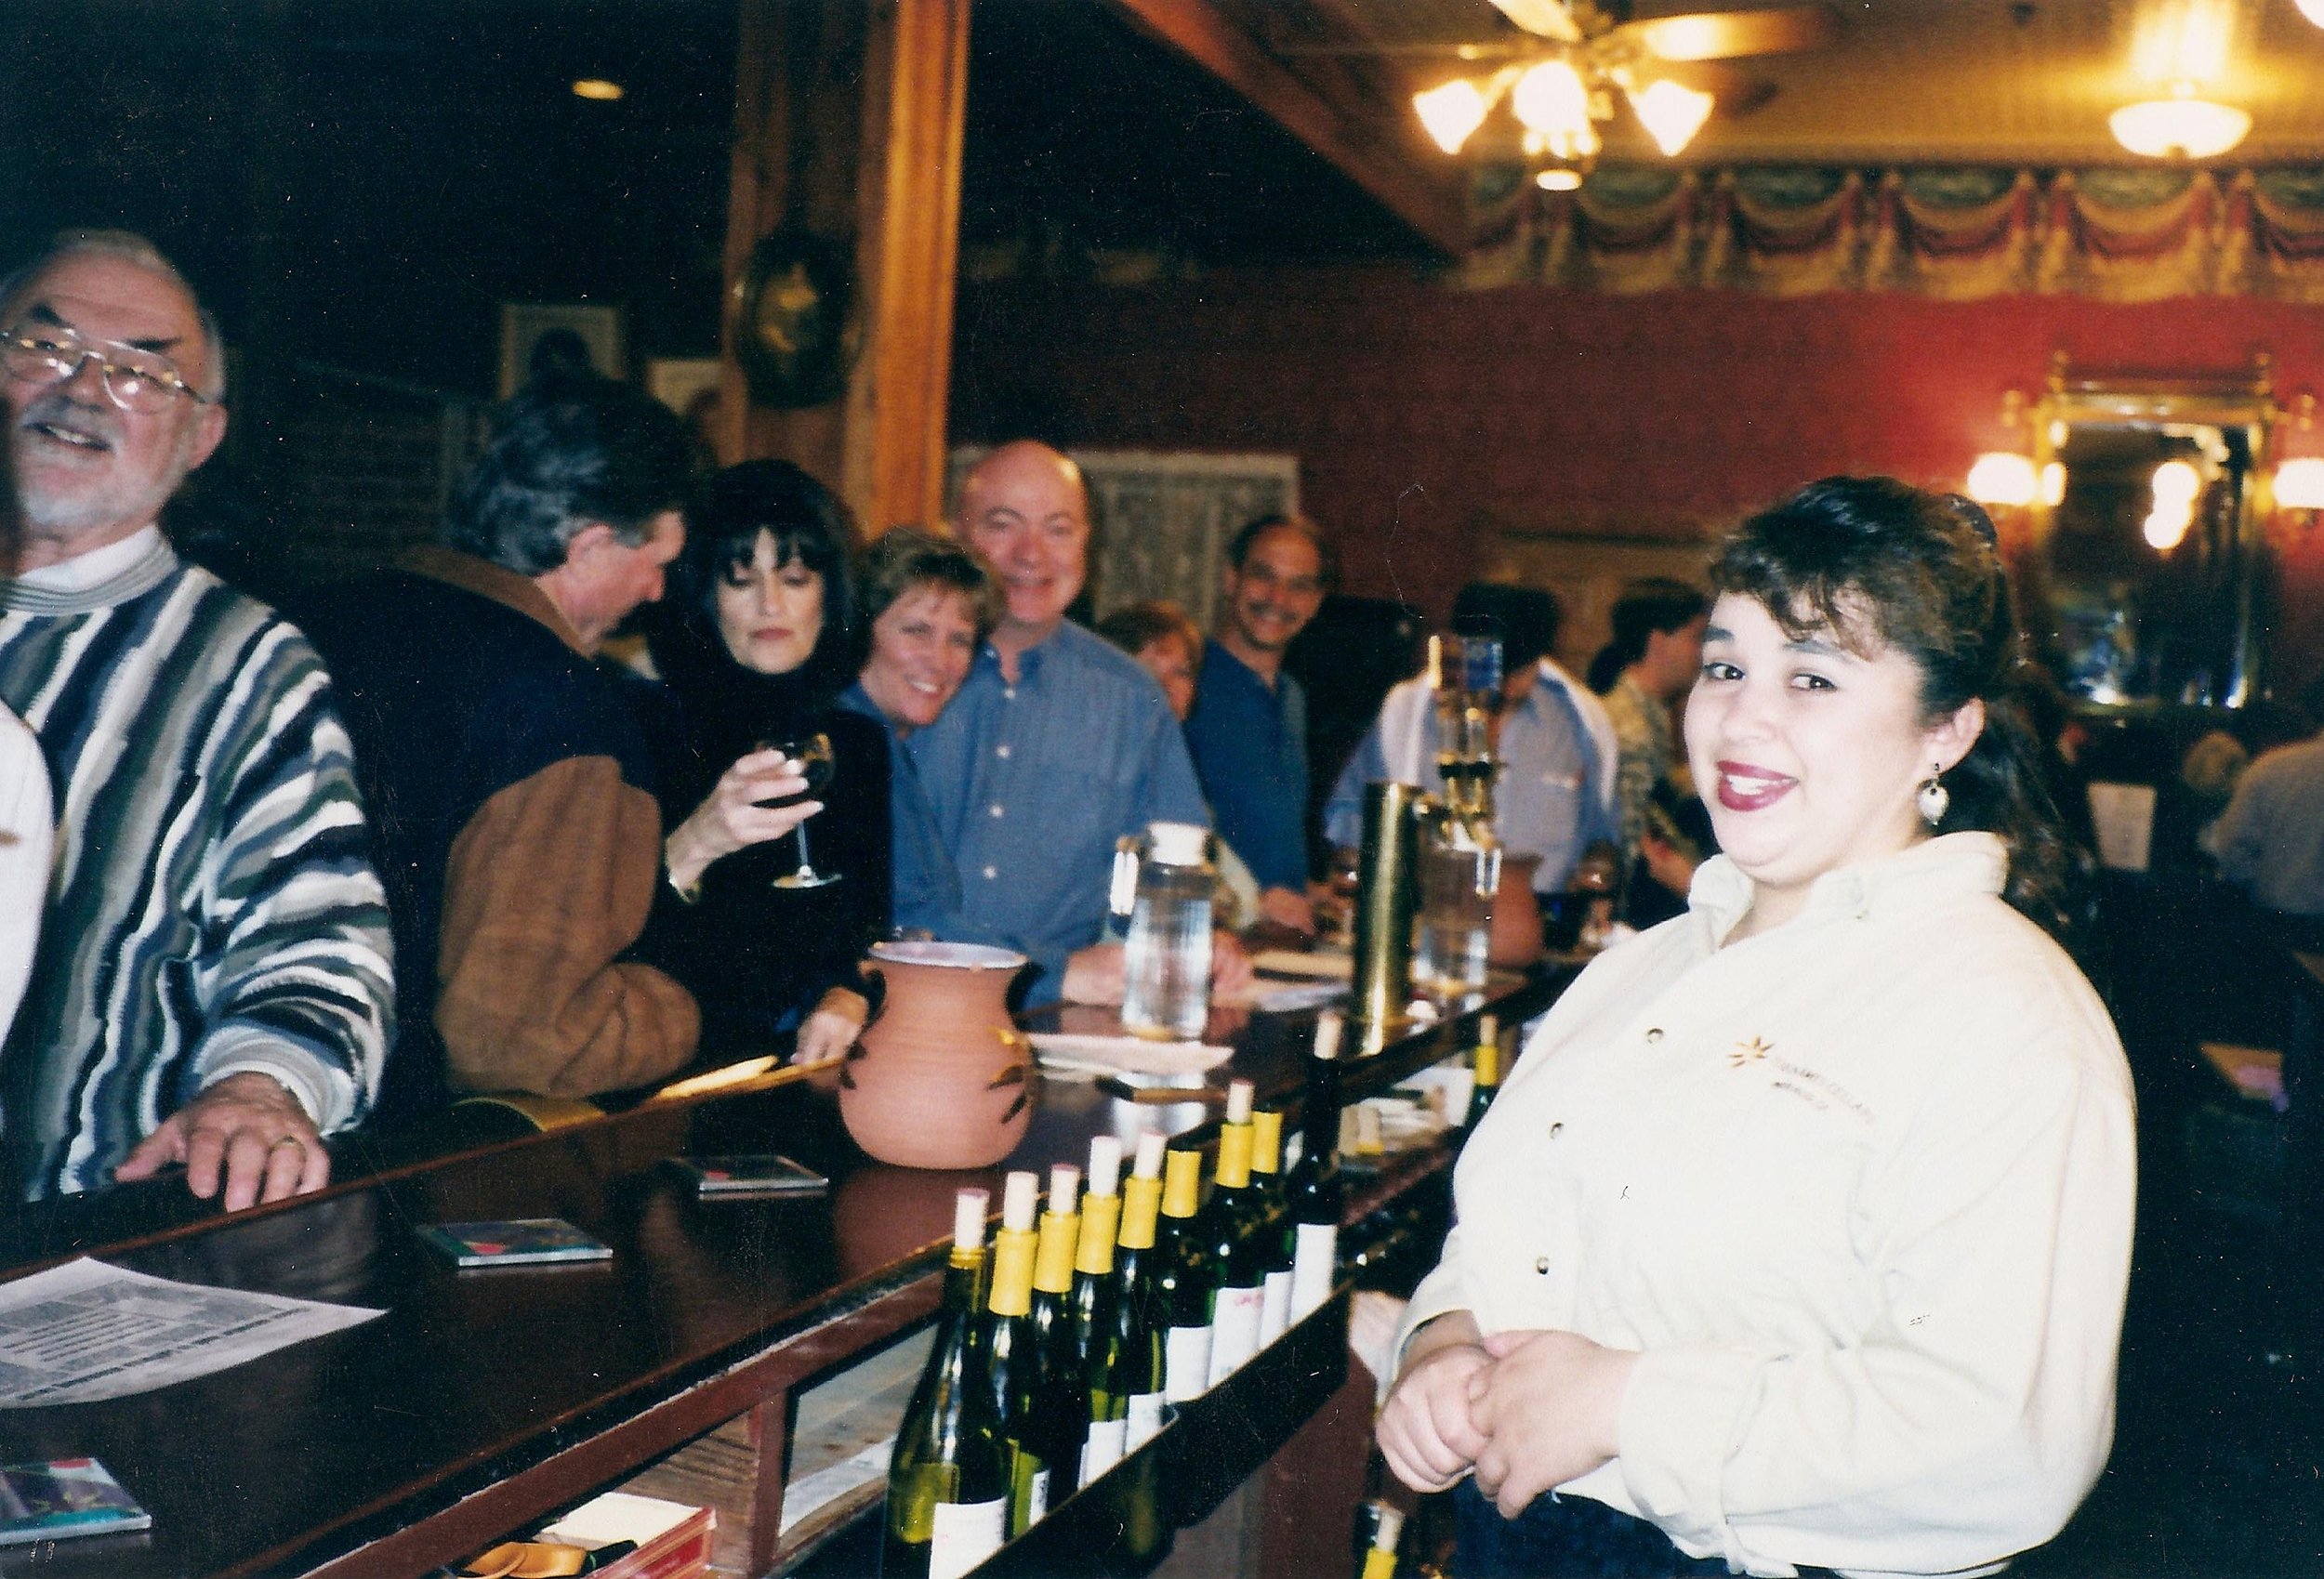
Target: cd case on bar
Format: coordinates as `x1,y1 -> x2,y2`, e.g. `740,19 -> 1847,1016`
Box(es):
667,1154 -> 828,1196
0,1458 -> 151,1546
417,1218 -> 614,1268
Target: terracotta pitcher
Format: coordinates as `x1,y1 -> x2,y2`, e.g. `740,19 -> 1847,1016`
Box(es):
1487,853 -> 1546,967
838,941 -> 1036,1170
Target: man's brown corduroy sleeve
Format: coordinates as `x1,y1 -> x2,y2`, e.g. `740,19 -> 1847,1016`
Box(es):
436,755 -> 700,1098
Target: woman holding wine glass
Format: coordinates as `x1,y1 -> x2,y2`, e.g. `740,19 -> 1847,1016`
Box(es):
637,460 -> 891,1064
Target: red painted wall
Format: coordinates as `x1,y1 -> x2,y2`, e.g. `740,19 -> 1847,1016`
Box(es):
951,265 -> 2324,687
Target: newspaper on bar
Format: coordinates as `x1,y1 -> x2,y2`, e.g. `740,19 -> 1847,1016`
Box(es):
0,1257 -> 380,1407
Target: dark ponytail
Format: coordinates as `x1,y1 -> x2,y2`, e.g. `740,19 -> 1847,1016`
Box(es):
1710,476 -> 2087,942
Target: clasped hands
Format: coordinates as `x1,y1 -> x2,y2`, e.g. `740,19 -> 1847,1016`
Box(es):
1376,1312 -> 1639,1519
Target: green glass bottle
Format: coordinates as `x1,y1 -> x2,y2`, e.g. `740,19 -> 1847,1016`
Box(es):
979,1169 -> 1040,1523
1100,1130 -> 1169,1459
1248,1107 -> 1295,1346
1287,1009 -> 1347,1322
1155,1147 -> 1218,1401
1010,1163 -> 1088,1528
1203,1080 -> 1268,1386
884,1188 -> 1010,1579
1070,1135 -> 1127,1481
1463,1012 -> 1502,1142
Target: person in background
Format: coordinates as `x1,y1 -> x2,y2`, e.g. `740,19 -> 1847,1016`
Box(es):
304,367 -> 706,1121
1183,513 -> 1330,935
2204,717 -> 2324,932
907,440 -> 1248,1007
838,527 -> 1005,945
0,435 -> 49,1050
635,460 -> 889,1065
1594,577 -> 1710,927
1326,582 -> 1618,897
1378,477 -> 2132,1578
0,230 -> 391,1207
1097,599 -> 1264,932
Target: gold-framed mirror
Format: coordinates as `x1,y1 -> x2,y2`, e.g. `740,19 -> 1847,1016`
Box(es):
2023,355 -> 2277,711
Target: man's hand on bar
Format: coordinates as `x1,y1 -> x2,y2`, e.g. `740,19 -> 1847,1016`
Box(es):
115,1071 -> 330,1211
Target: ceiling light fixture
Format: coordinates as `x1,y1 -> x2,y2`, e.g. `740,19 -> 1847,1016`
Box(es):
2110,85 -> 2250,159
572,79 -> 625,102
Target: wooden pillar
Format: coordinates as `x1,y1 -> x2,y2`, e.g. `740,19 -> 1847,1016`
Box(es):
721,0 -> 971,536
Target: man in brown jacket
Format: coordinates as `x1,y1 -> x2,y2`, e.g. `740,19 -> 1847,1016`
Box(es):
307,370 -> 786,1118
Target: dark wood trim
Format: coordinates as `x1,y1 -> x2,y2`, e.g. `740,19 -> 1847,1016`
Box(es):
1101,0 -> 1469,257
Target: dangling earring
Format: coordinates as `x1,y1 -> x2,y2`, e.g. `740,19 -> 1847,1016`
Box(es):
1918,767 -> 1949,827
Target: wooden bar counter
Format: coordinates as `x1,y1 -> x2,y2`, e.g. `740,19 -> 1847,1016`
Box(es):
0,971 -> 1568,1579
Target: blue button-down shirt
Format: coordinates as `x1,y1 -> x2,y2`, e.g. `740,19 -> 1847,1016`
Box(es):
906,621 -> 1209,1004
1325,664 -> 1618,891
1184,639 -> 1310,891
837,682 -> 1021,960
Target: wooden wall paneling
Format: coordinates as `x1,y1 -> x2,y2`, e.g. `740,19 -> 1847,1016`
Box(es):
721,0 -> 970,536
846,0 -> 972,534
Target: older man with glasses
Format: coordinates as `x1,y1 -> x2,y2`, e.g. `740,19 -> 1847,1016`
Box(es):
0,230 -> 392,1208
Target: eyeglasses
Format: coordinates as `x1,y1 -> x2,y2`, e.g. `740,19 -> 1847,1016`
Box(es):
0,322 -> 212,414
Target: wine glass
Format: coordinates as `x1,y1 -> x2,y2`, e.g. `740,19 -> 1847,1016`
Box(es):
763,731 -> 840,889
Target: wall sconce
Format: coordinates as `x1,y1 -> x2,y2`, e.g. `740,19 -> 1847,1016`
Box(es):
2274,393 -> 2324,533
1966,389 -> 2039,507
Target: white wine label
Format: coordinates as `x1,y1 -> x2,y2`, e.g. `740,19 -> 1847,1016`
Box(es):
930,1497 -> 1007,1579
1259,1269 -> 1293,1344
1207,1284 -> 1264,1385
1081,1417 -> 1129,1481
1125,1391 -> 1166,1451
1164,1323 -> 1213,1401
1291,1223 -> 1338,1319
1026,1467 -> 1050,1524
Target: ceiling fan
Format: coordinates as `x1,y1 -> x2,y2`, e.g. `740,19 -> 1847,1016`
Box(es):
1412,1 -> 1842,186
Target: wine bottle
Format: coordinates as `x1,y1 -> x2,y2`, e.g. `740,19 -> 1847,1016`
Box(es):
1155,1147 -> 1217,1401
981,1169 -> 1040,1531
1287,1009 -> 1346,1321
1355,1499 -> 1406,1579
1072,1136 -> 1129,1481
884,1189 -> 1009,1579
1012,1163 -> 1087,1525
1463,1012 -> 1501,1141
1248,1107 -> 1295,1346
1105,1130 -> 1170,1454
1203,1081 -> 1267,1386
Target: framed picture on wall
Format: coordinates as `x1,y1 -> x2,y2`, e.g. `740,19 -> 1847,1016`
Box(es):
498,304 -> 626,399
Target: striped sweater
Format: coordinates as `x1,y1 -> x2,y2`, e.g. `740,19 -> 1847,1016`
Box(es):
0,531 -> 392,1199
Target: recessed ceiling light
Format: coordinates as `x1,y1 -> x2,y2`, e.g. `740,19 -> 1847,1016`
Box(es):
573,79 -> 624,102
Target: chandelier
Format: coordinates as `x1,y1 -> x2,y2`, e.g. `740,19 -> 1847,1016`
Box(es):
1415,54 -> 1714,187
1411,3 -> 1836,190
2110,0 -> 2250,161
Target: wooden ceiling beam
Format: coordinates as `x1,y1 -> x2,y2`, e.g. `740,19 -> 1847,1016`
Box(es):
1101,0 -> 1472,257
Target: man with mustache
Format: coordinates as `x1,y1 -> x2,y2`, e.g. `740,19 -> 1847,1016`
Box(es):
1184,514 -> 1332,936
0,231 -> 392,1208
908,441 -> 1247,1006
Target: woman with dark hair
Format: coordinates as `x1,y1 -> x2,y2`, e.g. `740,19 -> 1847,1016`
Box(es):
1379,477 -> 2133,1578
639,460 -> 890,1065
